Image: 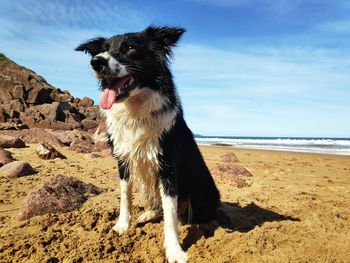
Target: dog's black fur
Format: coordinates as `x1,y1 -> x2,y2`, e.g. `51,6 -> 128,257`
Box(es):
76,26 -> 220,224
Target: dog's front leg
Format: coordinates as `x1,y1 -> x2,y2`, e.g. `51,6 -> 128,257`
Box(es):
160,184 -> 188,263
113,159 -> 132,235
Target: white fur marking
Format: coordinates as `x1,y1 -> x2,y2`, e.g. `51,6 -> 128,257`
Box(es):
113,179 -> 132,235
103,88 -> 178,210
160,191 -> 188,263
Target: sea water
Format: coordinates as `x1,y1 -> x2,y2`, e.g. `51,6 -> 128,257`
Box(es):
195,136 -> 350,156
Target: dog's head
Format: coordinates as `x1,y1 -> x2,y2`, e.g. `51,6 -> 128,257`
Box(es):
75,25 -> 185,109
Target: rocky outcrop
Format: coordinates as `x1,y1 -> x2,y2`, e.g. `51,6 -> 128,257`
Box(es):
0,58 -> 100,130
0,161 -> 37,178
18,174 -> 103,220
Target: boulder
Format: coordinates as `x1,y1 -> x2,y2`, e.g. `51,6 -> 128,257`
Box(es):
0,135 -> 26,148
215,163 -> 252,177
18,174 -> 103,220
45,129 -> 84,146
15,128 -> 64,147
70,136 -> 96,153
78,97 -> 94,108
35,143 -> 66,160
0,161 -> 37,178
212,152 -> 252,188
81,119 -> 98,130
220,153 -> 240,163
0,148 -> 15,167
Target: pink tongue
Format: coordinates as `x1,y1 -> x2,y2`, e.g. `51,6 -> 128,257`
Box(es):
99,76 -> 131,110
99,88 -> 117,110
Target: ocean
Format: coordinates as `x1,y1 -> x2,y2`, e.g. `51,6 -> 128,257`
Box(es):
194,136 -> 350,156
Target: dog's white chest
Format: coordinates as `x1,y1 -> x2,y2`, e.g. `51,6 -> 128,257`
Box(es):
103,98 -> 177,208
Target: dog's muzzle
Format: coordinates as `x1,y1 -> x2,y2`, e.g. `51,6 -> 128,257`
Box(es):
90,56 -> 107,72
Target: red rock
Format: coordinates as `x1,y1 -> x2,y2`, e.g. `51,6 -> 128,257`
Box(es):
78,97 -> 94,108
220,153 -> 239,163
215,163 -> 252,177
45,129 -> 84,146
70,136 -> 95,153
0,135 -> 26,148
81,119 -> 98,130
0,161 -> 37,178
35,143 -> 66,160
0,148 -> 15,167
1,59 -> 101,130
16,128 -> 65,147
18,174 -> 103,220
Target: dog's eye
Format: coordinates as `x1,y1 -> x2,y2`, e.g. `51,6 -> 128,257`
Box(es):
127,46 -> 136,54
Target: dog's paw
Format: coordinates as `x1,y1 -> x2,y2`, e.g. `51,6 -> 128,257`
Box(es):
136,210 -> 162,224
112,218 -> 130,235
165,245 -> 188,263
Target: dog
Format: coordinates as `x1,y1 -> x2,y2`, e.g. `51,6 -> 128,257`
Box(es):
76,25 -> 220,263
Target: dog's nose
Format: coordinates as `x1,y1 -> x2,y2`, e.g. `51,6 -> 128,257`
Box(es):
90,56 -> 107,72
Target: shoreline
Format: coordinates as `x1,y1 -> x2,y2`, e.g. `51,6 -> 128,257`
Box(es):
198,143 -> 350,157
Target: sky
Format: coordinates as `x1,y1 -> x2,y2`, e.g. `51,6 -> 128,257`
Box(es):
1,0 -> 349,137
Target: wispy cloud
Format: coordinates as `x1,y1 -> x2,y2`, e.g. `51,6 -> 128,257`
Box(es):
0,0 -> 148,100
1,0 -> 349,136
173,42 -> 350,136
318,19 -> 350,34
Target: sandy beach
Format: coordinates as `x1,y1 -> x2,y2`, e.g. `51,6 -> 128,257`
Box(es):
0,145 -> 349,262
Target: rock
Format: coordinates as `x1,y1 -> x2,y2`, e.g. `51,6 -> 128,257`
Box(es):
215,163 -> 252,177
35,143 -> 66,160
0,148 -> 15,167
212,152 -> 252,188
0,161 -> 37,178
0,135 -> 26,148
0,123 -> 29,130
70,136 -> 96,153
78,97 -> 94,108
26,86 -> 53,104
220,153 -> 239,163
15,128 -> 65,147
18,174 -> 103,220
45,129 -> 84,146
81,119 -> 98,130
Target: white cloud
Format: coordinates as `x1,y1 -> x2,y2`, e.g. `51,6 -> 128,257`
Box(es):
173,42 -> 350,136
318,19 -> 350,34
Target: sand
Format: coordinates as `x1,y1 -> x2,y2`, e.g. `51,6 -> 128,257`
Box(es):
0,145 -> 349,262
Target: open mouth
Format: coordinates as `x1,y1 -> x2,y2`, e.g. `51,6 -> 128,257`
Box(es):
99,75 -> 136,109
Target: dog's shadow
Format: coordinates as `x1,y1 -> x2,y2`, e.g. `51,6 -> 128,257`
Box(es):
181,202 -> 300,250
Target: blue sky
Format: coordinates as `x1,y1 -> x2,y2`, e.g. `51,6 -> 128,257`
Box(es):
1,0 -> 349,137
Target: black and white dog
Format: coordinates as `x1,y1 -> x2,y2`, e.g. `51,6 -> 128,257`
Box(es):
76,26 -> 220,263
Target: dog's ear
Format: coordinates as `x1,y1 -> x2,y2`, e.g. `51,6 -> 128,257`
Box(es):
75,37 -> 106,56
145,25 -> 185,55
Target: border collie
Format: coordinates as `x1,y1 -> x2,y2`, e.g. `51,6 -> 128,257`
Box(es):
76,25 -> 220,263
